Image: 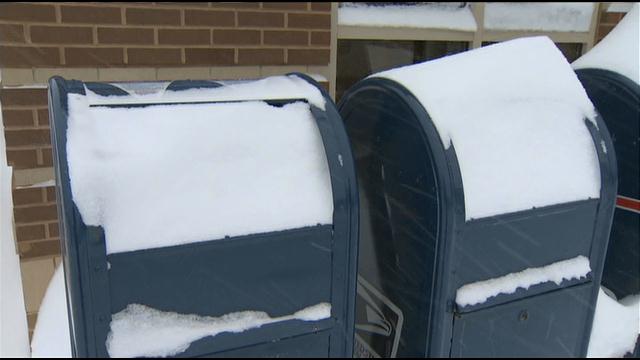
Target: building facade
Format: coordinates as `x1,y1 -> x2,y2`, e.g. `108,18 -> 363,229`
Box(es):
0,1 -> 630,338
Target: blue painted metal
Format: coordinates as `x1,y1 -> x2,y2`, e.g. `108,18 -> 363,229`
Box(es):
576,68 -> 640,300
339,77 -> 617,357
47,75 -> 358,358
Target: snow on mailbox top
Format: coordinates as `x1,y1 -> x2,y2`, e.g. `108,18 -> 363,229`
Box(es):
573,4 -> 639,85
373,36 -> 601,221
66,75 -> 334,254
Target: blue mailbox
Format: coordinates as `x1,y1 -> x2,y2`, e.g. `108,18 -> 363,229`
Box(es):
48,74 -> 358,357
340,37 -> 617,357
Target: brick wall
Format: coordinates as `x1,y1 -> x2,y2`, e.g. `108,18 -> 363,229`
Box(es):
0,2 -> 331,68
1,1 -> 333,257
0,1 -> 334,338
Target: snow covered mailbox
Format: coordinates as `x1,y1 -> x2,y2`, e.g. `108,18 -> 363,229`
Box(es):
338,37 -> 617,357
573,5 -> 639,301
47,75 -> 358,357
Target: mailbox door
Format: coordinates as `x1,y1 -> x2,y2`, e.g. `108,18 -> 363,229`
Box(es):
451,283 -> 593,357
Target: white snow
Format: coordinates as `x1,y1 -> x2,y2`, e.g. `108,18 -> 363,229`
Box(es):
66,95 -> 333,254
607,2 -> 634,13
588,288 -> 640,357
573,4 -> 640,85
338,2 -> 478,32
484,3 -> 595,32
87,75 -> 327,110
0,105 -> 31,357
30,265 -> 72,358
455,256 -> 591,307
373,36 -> 601,220
106,302 -> 331,358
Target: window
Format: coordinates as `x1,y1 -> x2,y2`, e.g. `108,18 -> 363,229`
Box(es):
482,41 -> 584,63
337,40 -> 468,100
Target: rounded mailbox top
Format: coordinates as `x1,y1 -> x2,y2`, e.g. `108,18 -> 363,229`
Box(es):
369,36 -> 602,221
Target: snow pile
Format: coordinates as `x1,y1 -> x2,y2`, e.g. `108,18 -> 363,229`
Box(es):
588,288 -> 640,357
0,109 -> 31,357
338,2 -> 477,31
373,36 -> 601,220
31,265 -> 72,358
573,4 -> 640,85
67,96 -> 333,254
456,256 -> 591,307
106,303 -> 331,358
87,75 -> 327,110
484,3 -> 595,32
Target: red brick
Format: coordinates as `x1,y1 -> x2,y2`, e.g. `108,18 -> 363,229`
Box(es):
237,48 -> 284,65
46,187 -> 56,202
212,29 -> 260,45
263,30 -> 308,46
0,46 -> 60,67
65,47 -> 125,66
310,2 -> 331,12
126,8 -> 181,25
210,2 -> 260,9
262,2 -> 308,10
6,149 -> 39,169
42,148 -> 53,167
15,224 -> 46,242
599,12 -> 624,24
61,5 -> 122,24
30,26 -> 94,45
310,31 -> 330,46
12,188 -> 44,206
158,29 -> 211,45
287,13 -> 330,29
237,11 -> 284,27
98,28 -> 155,45
0,89 -> 48,107
19,240 -> 61,259
127,48 -> 182,66
0,24 -> 26,43
0,3 -> 57,22
287,48 -> 329,65
184,48 -> 235,65
5,129 -> 51,147
48,222 -> 60,238
37,109 -> 49,127
2,110 -> 35,128
184,9 -> 235,26
14,204 -> 59,223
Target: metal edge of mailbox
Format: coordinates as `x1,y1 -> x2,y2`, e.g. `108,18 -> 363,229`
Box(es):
49,76 -> 113,357
289,72 -> 360,356
576,67 -> 639,299
48,75 -> 359,357
580,112 -> 619,355
337,77 -> 467,358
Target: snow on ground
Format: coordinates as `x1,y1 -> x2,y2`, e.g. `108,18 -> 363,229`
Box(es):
33,264 -> 637,358
455,256 -> 591,307
338,2 -> 477,31
373,36 -> 601,220
484,3 -> 595,32
573,3 -> 640,85
106,302 -> 331,358
67,90 -> 333,254
0,104 -> 31,357
588,288 -> 640,357
30,266 -> 71,358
